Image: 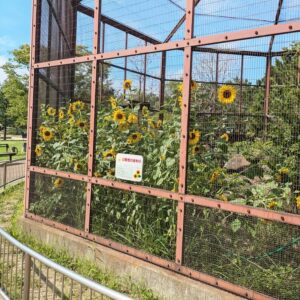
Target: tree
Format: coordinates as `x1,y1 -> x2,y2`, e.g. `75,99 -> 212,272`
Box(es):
1,44 -> 30,131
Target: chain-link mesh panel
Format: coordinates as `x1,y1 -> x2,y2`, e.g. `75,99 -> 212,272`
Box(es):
32,63 -> 92,174
183,203 -> 300,299
187,35 -> 300,215
37,0 -> 93,62
29,173 -> 86,230
91,186 -> 177,260
94,50 -> 183,191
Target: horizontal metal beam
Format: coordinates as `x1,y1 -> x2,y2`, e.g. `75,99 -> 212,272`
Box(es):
28,166 -> 300,227
34,22 -> 300,69
77,4 -> 161,45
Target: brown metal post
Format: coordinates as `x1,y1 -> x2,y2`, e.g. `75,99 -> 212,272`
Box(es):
143,41 -> 147,103
23,253 -> 31,300
85,0 -> 101,233
24,0 -> 40,212
264,55 -> 271,134
176,0 -> 195,265
159,51 -> 166,118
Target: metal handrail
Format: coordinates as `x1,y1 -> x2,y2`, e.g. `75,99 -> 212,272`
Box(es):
0,228 -> 133,300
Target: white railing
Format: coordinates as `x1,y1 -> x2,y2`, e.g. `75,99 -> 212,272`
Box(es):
0,228 -> 133,300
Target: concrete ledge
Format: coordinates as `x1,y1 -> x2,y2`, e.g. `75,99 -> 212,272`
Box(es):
19,217 -> 245,300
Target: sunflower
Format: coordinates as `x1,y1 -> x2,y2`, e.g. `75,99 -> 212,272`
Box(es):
177,83 -> 183,93
178,96 -> 183,109
210,169 -> 221,183
296,196 -> 300,209
123,79 -> 132,90
72,100 -> 85,111
68,115 -> 75,125
127,113 -> 138,124
147,118 -> 156,129
220,133 -> 229,142
191,80 -> 197,90
189,129 -> 201,145
47,107 -> 56,116
156,119 -> 163,129
278,167 -> 289,175
127,132 -> 142,144
268,201 -> 278,209
109,97 -> 117,109
107,168 -> 115,176
35,145 -> 42,157
67,104 -> 74,116
141,106 -> 149,117
42,128 -> 54,142
113,109 -> 126,124
76,119 -> 87,130
94,171 -> 101,178
118,123 -> 129,131
74,162 -> 82,172
192,145 -> 200,155
58,109 -> 65,120
218,85 -> 237,105
54,178 -> 63,188
39,126 -> 46,134
103,149 -> 116,160
218,194 -> 228,202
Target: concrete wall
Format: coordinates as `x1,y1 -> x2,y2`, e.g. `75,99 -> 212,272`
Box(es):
19,217 -> 245,300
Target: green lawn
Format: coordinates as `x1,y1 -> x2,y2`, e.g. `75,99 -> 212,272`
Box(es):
0,140 -> 26,161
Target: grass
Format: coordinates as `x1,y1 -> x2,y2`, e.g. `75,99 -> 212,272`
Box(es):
0,140 -> 26,161
0,183 -> 160,300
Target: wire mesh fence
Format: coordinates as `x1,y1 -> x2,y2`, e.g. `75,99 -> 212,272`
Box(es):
0,228 -> 133,300
26,0 -> 300,299
0,160 -> 25,189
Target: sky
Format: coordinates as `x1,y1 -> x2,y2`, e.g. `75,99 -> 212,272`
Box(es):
0,0 -> 31,83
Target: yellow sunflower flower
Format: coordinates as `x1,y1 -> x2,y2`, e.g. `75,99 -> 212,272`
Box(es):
296,196 -> 300,209
54,178 -> 63,188
127,113 -> 138,124
210,169 -> 221,183
94,171 -> 101,178
72,100 -> 85,111
74,162 -> 82,172
42,128 -> 54,142
109,97 -> 117,109
218,85 -> 237,105
123,79 -> 132,90
220,133 -> 229,142
58,109 -> 65,120
141,106 -> 149,117
191,80 -> 197,90
127,132 -> 142,144
118,123 -> 129,131
177,83 -> 183,93
39,126 -> 46,134
147,118 -> 156,129
76,119 -> 87,130
103,149 -> 116,160
278,167 -> 289,175
47,107 -> 56,116
35,145 -> 42,157
189,129 -> 201,145
67,104 -> 74,116
178,96 -> 183,109
268,201 -> 278,209
113,109 -> 126,124
218,194 -> 228,202
156,119 -> 163,129
192,145 -> 201,156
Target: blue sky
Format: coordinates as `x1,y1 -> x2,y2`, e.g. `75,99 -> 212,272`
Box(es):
0,0 -> 31,82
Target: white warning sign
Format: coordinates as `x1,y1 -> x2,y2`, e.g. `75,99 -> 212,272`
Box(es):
115,153 -> 143,182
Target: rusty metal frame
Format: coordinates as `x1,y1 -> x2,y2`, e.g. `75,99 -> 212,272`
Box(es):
25,1 -> 300,299
33,22 -> 300,69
